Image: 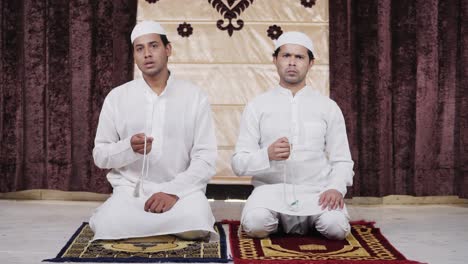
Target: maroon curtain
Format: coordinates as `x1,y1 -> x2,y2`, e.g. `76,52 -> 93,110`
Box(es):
330,0 -> 468,197
2,0 -> 467,198
0,0 -> 137,193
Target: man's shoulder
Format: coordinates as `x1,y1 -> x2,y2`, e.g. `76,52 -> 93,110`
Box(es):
171,78 -> 208,100
306,89 -> 339,107
172,78 -> 202,92
171,77 -> 192,86
248,88 -> 277,105
106,79 -> 139,98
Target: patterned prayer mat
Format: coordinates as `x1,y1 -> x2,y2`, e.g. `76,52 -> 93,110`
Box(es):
44,222 -> 228,263
227,220 -> 424,264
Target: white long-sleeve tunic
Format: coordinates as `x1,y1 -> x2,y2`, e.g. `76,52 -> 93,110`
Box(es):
232,85 -> 354,217
90,74 -> 217,240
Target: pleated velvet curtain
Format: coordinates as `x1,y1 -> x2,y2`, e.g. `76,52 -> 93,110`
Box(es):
0,0 -> 137,193
329,0 -> 467,197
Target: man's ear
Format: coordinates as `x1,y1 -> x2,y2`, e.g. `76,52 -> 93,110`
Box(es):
165,43 -> 172,57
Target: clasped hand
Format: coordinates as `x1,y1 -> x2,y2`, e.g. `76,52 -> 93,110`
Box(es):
268,137 -> 291,161
131,133 -> 153,154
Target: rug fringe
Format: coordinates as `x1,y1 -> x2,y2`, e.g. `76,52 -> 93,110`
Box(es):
233,259 -> 426,264
222,220 -> 375,226
221,219 -> 240,224
349,220 -> 376,226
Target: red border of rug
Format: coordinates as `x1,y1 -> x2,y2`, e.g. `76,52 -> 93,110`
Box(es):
223,220 -> 426,264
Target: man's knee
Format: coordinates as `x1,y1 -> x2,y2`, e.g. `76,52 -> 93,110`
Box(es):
315,211 -> 350,240
175,230 -> 210,240
89,205 -> 107,233
242,208 -> 278,238
241,208 -> 278,238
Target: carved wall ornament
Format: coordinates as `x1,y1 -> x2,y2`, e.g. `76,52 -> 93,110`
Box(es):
208,0 -> 255,36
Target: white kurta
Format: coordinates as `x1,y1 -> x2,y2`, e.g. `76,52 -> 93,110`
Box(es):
232,85 -> 354,218
90,74 -> 217,240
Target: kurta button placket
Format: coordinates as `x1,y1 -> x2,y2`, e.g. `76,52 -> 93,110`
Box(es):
144,91 -> 154,136
291,96 -> 299,145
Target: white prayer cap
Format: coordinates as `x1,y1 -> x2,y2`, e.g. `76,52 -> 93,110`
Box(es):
274,31 -> 315,56
131,20 -> 166,43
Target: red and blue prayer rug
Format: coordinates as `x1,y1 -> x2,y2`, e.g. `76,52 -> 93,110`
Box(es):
44,222 -> 228,263
226,220 -> 425,264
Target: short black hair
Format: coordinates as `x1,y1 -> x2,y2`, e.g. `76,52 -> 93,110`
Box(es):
160,34 -> 170,46
272,47 -> 315,61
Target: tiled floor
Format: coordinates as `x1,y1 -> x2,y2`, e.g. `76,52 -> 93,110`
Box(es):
1,199 -> 467,264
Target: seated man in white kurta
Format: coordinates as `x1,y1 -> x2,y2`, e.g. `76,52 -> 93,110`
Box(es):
232,32 -> 354,240
89,21 -> 217,241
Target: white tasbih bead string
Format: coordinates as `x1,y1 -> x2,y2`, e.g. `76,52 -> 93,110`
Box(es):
134,136 -> 150,197
134,96 -> 156,197
283,143 -> 300,211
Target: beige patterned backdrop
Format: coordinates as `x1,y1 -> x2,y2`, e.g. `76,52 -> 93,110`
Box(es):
135,0 -> 329,184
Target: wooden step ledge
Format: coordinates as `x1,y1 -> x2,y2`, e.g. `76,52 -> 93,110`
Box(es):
1,189 -> 467,205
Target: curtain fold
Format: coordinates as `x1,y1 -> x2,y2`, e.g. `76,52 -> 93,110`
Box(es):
330,0 -> 468,198
0,0 -> 137,193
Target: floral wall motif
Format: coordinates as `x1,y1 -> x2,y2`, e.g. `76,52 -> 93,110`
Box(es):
300,0 -> 316,8
177,22 -> 193,37
267,25 -> 283,40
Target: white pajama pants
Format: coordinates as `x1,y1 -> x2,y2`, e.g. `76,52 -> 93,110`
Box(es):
242,208 -> 350,240
89,186 -> 215,241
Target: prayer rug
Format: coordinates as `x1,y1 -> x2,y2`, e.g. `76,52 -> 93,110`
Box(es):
44,222 -> 228,263
227,220 -> 425,264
